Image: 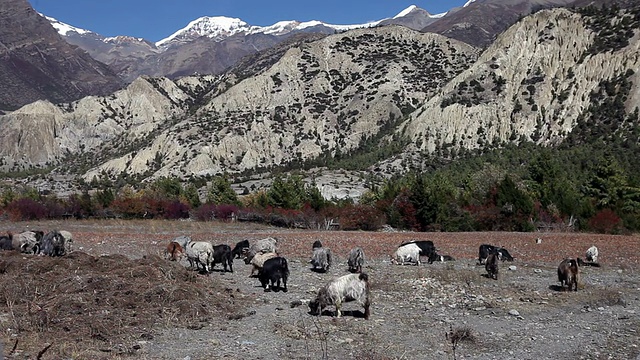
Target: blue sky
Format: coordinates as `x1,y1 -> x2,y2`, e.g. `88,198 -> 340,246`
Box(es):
28,0 -> 469,42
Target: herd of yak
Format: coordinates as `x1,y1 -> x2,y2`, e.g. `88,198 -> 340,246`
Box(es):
0,229 -> 601,319
161,236 -> 602,319
0,229 -> 72,257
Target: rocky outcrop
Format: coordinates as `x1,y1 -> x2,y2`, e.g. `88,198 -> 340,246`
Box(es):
80,26 -> 477,180
420,0 -> 624,48
399,8 -> 640,163
0,76 -> 198,171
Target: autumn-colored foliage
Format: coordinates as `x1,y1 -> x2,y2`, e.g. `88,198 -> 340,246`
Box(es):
5,198 -> 48,221
588,208 -> 622,234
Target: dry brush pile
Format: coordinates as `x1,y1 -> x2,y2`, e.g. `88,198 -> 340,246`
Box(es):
0,251 -> 249,359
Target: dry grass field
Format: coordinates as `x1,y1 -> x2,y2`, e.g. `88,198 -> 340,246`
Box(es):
0,219 -> 639,359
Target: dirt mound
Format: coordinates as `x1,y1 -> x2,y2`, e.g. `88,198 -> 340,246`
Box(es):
0,251 -> 247,359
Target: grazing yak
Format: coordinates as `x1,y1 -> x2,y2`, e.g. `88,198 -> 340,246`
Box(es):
249,252 -> 279,277
309,273 -> 370,319
347,247 -> 365,273
485,252 -> 499,280
210,244 -> 234,273
558,258 -> 580,291
17,231 -> 45,254
231,239 -> 250,259
259,256 -> 289,292
245,237 -> 278,264
399,240 -> 436,258
164,241 -> 185,262
428,252 -> 455,264
478,244 -> 514,264
586,245 -> 599,263
58,230 -> 74,254
0,233 -> 13,250
310,243 -> 332,273
171,235 -> 192,249
41,230 -> 68,257
185,240 -> 214,273
393,242 -> 421,265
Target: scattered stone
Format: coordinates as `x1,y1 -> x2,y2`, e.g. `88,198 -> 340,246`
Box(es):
509,309 -> 521,317
534,269 -> 542,273
509,265 -> 517,271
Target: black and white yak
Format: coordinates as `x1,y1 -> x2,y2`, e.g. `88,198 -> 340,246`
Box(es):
428,252 -> 455,264
586,245 -> 599,263
558,258 -> 580,291
478,244 -> 514,264
309,273 -> 371,319
399,240 -> 436,259
258,256 -> 289,292
41,230 -> 68,257
3,231 -> 44,254
392,242 -> 421,265
347,247 -> 365,273
185,240 -> 214,273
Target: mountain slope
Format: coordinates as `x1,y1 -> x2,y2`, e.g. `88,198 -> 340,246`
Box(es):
0,0 -> 123,112
0,26 -> 479,179
421,0 -> 634,48
47,6 -> 427,82
2,5 -> 640,199
397,7 -> 640,170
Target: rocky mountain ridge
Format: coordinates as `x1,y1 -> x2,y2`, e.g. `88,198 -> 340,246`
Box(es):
1,5 -> 639,199
52,5 -> 445,82
0,0 -> 123,112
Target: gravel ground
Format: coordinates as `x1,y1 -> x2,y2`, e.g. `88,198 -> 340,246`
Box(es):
1,220 -> 639,360
140,255 -> 640,360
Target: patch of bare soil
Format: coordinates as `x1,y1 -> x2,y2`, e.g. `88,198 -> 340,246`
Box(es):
0,220 -> 639,360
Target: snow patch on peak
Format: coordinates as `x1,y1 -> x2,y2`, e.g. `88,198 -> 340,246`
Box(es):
464,0 -> 476,7
253,20 -> 301,35
103,35 -> 148,44
394,5 -> 418,19
156,16 -> 259,47
43,14 -> 91,36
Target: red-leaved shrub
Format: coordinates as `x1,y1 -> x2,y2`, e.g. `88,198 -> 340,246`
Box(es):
165,201 -> 191,219
338,204 -> 386,231
6,198 -> 48,221
588,208 -> 622,234
194,204 -> 238,221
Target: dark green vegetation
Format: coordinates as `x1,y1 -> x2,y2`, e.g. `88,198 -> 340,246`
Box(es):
578,3 -> 640,61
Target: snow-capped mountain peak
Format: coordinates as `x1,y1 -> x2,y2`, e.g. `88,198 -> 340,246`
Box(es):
394,5 -> 418,19
44,14 -> 91,36
392,5 -> 448,20
251,20 -> 302,36
156,16 -> 260,47
156,15 -> 381,48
